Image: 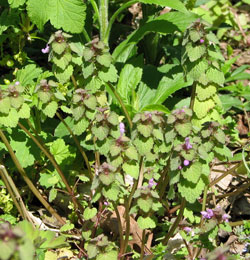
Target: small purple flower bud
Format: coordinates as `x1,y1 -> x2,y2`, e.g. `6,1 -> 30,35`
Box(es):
119,122 -> 125,136
178,165 -> 182,170
185,137 -> 192,150
180,109 -> 185,113
41,44 -> 50,54
222,213 -> 230,222
104,201 -> 109,206
183,227 -> 192,233
15,81 -> 20,86
200,39 -> 204,43
183,160 -> 190,166
148,178 -> 157,188
201,208 -> 214,219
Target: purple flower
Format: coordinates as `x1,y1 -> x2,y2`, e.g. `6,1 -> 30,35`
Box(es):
185,137 -> 192,150
119,122 -> 125,136
178,165 -> 182,170
183,160 -> 190,166
41,44 -> 50,54
104,201 -> 109,206
222,213 -> 230,222
148,178 -> 157,188
201,208 -> 214,219
200,39 -> 204,43
183,227 -> 192,233
15,81 -> 20,86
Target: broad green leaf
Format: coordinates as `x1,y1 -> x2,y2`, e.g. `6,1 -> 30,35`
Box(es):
73,117 -> 89,135
38,91 -> 52,103
43,101 -> 58,118
125,146 -> 138,160
175,122 -> 192,137
8,0 -> 26,8
98,64 -> 118,83
107,112 -> 119,125
182,162 -> 202,183
99,172 -> 115,186
60,221 -> 74,232
122,162 -> 139,179
92,125 -> 109,141
53,52 -> 72,70
186,43 -> 206,62
110,145 -> 122,157
54,116 -> 74,137
84,95 -> 97,110
72,106 -> 85,121
187,60 -> 208,81
0,240 -> 15,260
137,216 -> 156,229
137,123 -> 153,138
102,184 -> 120,201
193,98 -> 215,119
189,29 -> 201,42
18,103 -> 30,119
27,0 -> 49,31
96,54 -> 112,67
48,0 -> 86,33
82,48 -> 94,61
170,156 -> 181,171
82,62 -> 95,79
83,207 -> 97,220
54,64 -> 73,83
196,84 -> 217,101
138,0 -> 188,12
0,108 -> 19,128
85,76 -> 102,92
134,137 -> 154,156
219,95 -> 242,110
137,198 -> 152,213
16,64 -> 42,87
141,104 -> 170,114
113,12 -> 197,61
206,67 -> 225,86
96,251 -> 118,260
10,96 -> 24,109
0,98 -> 11,114
52,41 -> 67,55
49,188 -> 57,202
117,64 -> 142,105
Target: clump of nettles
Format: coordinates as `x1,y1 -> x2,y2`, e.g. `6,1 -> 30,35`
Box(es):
182,19 -> 225,125
165,108 -> 230,203
0,82 -> 30,128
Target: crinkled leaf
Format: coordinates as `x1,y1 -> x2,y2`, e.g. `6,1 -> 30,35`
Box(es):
84,95 -> 97,110
137,123 -> 153,138
175,122 -> 192,137
98,64 -> 118,83
49,188 -> 57,202
0,109 -> 19,128
54,64 -> 73,83
122,162 -> 139,179
0,98 -> 11,114
10,96 -> 24,109
43,101 -> 58,118
206,68 -> 225,86
53,52 -> 72,70
137,216 -> 156,229
125,146 -> 138,160
186,43 -> 206,62
134,137 -> 154,156
18,103 -> 30,119
107,112 -> 119,125
96,251 -> 118,260
189,29 -> 201,42
137,198 -> 152,213
193,99 -> 215,119
102,184 -> 120,201
73,117 -> 89,135
196,84 -> 217,101
96,54 -> 112,67
82,62 -> 95,79
83,207 -> 97,220
99,172 -> 115,186
92,125 -> 109,141
72,106 -> 85,121
182,162 -> 202,183
38,91 -> 52,103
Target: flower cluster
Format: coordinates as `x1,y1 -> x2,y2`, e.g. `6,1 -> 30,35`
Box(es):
201,208 -> 214,219
178,137 -> 193,169
201,207 -> 231,223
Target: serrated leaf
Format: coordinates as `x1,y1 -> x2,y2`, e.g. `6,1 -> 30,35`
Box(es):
60,105 -> 72,114
38,91 -> 52,103
137,216 -> 156,229
137,123 -> 153,138
214,145 -> 232,159
43,101 -> 58,118
152,128 -> 164,141
196,84 -> 217,101
138,198 -> 152,213
122,162 -> 139,179
54,64 -> 73,83
175,122 -> 192,137
8,0 -> 26,8
84,95 -> 97,110
178,176 -> 205,203
48,0 -> 86,34
182,162 -> 202,183
10,96 -> 24,109
193,99 -> 215,119
96,139 -> 112,156
53,51 -> 72,69
82,62 -> 95,79
134,137 -> 154,156
96,54 -> 112,67
187,60 -> 208,81
54,116 -> 74,137
82,48 -> 94,61
73,117 -> 89,135
214,129 -> 226,144
102,184 -> 120,201
60,221 -> 74,232
92,125 -> 109,141
51,41 -> 67,55
83,207 -> 97,220
98,64 -> 118,83
99,172 -> 115,186
16,64 -> 43,87
0,98 -> 11,114
189,29 -> 201,42
85,76 -> 102,92
72,106 -> 85,121
110,156 -> 123,168
125,146 -> 138,160
96,251 -> 118,260
206,68 -> 225,86
110,145 -> 122,157
206,32 -> 219,44
18,103 -> 30,119
107,112 -> 119,125
170,156 -> 181,171
186,43 -> 206,62
0,109 -> 19,128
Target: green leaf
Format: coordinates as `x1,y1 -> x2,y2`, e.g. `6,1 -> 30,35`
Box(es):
0,98 -> 11,114
110,156 -> 123,168
170,156 -> 181,171
102,184 -> 120,201
49,188 -> 57,202
182,162 -> 202,183
54,64 -> 73,83
10,96 -> 24,109
98,64 -> 118,83
113,11 -> 197,61
141,104 -> 170,114
73,117 -> 89,135
96,54 -> 112,67
52,41 -> 67,55
92,126 -> 109,141
214,129 -> 226,144
189,29 -> 201,42
122,162 -> 139,179
206,68 -> 225,86
137,123 -> 153,138
38,91 -> 52,103
187,60 -> 208,81
137,198 -> 152,213
85,76 -> 103,92
49,138 -> 74,164
137,216 -> 156,229
82,62 -> 95,79
134,137 -> 154,156
186,43 -> 206,62
82,48 -> 94,61
196,84 -> 217,101
107,112 -> 119,125
125,146 -> 138,160
60,221 -> 74,232
48,0 -> 86,33
193,99 -> 215,119
8,0 -> 26,8
83,207 -> 97,220
16,64 -> 42,87
0,240 -> 16,260
110,145 -> 122,157
84,95 -> 97,110
72,106 -> 85,121
54,116 -> 74,137
117,64 -> 142,105
18,103 -> 30,119
27,0 -> 49,31
96,251 -> 118,260
99,172 -> 115,186
138,0 -> 188,12
53,52 -> 72,70
175,122 -> 192,137
0,109 -> 19,128
43,101 -> 58,118
178,176 -> 205,203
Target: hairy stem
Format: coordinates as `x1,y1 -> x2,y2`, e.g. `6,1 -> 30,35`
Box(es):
162,198 -> 186,245
0,129 -> 65,225
90,0 -> 100,26
56,112 -> 93,181
99,0 -> 109,43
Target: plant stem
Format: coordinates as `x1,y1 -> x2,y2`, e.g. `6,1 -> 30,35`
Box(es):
82,27 -> 91,42
189,83 -> 196,111
113,203 -> 124,255
90,0 -> 100,26
104,0 -> 137,43
106,82 -> 133,131
18,122 -> 84,214
99,0 -> 109,43
0,129 -> 65,225
162,198 -> 186,245
56,112 -> 93,181
140,229 -> 146,260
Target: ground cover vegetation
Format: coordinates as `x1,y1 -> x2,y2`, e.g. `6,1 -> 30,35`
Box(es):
0,0 -> 249,259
